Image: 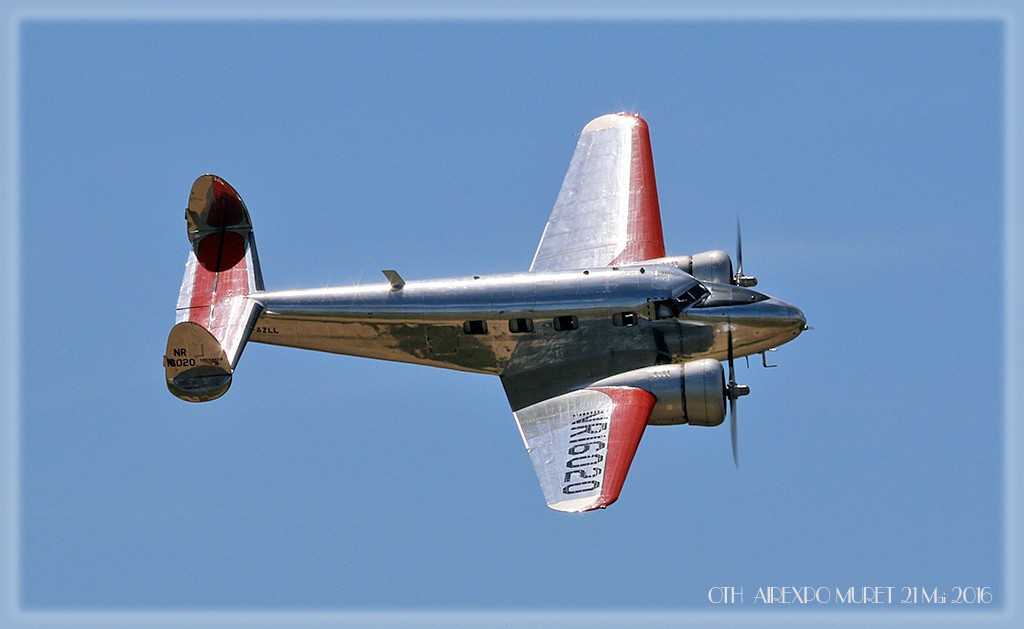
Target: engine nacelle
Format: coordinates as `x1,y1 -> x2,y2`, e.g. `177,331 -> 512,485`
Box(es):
645,250 -> 733,284
590,359 -> 726,427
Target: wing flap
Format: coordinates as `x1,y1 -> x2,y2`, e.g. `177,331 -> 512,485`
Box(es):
530,113 -> 666,271
513,386 -> 655,512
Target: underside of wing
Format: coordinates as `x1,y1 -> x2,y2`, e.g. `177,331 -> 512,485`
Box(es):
530,113 -> 666,272
513,386 -> 655,512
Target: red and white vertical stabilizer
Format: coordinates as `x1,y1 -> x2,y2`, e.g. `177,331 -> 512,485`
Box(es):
164,175 -> 263,402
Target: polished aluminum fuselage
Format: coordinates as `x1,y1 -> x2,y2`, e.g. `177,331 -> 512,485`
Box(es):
248,265 -> 804,409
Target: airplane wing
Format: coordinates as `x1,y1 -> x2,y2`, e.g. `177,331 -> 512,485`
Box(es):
530,112 -> 666,271
513,386 -> 655,512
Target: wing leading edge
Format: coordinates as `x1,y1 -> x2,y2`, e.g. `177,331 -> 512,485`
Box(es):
513,386 -> 655,512
530,113 -> 666,272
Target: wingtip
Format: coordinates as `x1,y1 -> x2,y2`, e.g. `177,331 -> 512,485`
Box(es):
581,112 -> 646,134
547,494 -> 618,513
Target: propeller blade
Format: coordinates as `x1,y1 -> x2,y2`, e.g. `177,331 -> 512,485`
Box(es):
730,395 -> 739,468
733,218 -> 757,287
727,318 -> 739,468
726,317 -> 735,376
735,218 -> 744,279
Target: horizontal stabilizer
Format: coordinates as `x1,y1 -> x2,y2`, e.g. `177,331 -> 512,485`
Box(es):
165,175 -> 263,402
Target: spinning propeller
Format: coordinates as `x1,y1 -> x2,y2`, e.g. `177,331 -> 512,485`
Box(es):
733,219 -> 758,288
727,218 -> 753,466
726,319 -> 750,467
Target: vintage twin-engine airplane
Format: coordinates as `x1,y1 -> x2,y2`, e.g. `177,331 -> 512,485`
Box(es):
164,112 -> 806,512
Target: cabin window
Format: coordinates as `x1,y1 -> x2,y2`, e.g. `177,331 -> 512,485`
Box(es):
509,317 -> 534,333
553,315 -> 578,331
463,320 -> 488,335
613,312 -> 638,327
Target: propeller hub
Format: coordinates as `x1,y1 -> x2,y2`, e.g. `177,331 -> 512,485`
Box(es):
728,383 -> 751,399
734,274 -> 758,287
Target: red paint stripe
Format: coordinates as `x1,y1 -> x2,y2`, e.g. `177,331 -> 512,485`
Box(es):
610,114 -> 666,265
187,233 -> 250,334
589,386 -> 654,509
188,259 -> 217,326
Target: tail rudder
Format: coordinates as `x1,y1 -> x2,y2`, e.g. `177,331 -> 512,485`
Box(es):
165,175 -> 263,402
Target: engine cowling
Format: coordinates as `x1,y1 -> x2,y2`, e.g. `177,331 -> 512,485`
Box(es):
590,359 -> 726,426
645,250 -> 733,284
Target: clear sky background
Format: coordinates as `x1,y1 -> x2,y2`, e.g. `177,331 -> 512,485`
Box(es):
3,3 -> 1014,625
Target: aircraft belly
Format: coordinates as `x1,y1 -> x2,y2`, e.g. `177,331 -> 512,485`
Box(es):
501,319 -> 703,411
248,313 -> 512,375
248,310 -> 721,401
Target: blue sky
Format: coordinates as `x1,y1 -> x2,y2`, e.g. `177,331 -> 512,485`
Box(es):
2,3 -> 1017,626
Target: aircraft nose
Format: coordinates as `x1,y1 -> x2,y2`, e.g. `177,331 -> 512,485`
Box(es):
788,304 -> 806,329
776,300 -> 807,340
757,297 -> 806,338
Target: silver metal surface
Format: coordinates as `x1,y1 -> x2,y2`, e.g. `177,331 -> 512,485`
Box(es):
647,250 -> 733,284
246,268 -> 804,416
250,265 -> 694,375
590,359 -> 726,426
513,385 -> 653,512
514,388 -> 618,512
164,321 -> 232,402
167,175 -> 264,402
165,113 -> 808,512
382,269 -> 405,290
530,114 -> 638,271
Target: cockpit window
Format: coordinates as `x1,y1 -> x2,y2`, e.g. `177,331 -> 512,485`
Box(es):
653,282 -> 765,317
651,283 -> 712,320
651,288 -> 708,323
675,284 -> 709,307
697,284 -> 769,307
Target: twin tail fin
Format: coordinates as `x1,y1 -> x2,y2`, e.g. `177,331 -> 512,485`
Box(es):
164,175 -> 263,402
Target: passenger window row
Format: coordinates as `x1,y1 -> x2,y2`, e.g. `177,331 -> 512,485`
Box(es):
462,312 -> 639,335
